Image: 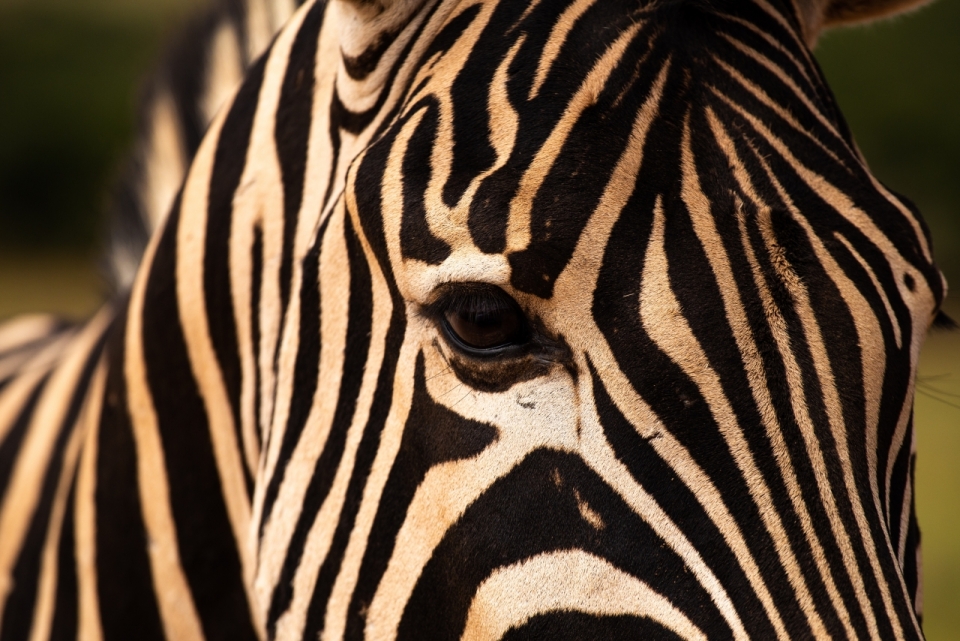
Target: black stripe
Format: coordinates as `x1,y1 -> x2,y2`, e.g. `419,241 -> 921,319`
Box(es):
276,2 -> 325,322
50,481 -> 79,641
886,418 -> 913,551
398,98 -> 451,264
332,0 -> 446,138
434,3 -> 494,208
503,611 -> 684,641
901,448 -> 921,617
95,302 -> 165,641
342,27 -> 403,81
142,202 -> 258,641
251,225 -> 264,453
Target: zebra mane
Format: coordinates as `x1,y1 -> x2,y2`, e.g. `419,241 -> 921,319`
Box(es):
105,0 -> 305,292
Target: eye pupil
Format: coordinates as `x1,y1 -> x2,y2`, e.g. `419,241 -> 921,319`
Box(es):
444,306 -> 522,350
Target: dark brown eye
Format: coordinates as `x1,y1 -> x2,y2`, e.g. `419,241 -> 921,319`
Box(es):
438,288 -> 528,352
445,307 -> 521,349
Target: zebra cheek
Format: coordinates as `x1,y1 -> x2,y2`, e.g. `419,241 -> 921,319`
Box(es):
421,345 -> 582,454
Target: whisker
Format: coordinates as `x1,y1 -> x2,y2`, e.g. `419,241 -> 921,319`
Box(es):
425,366 -> 454,382
451,388 -> 473,409
439,382 -> 464,398
918,373 -> 953,382
916,382 -> 960,400
916,388 -> 960,412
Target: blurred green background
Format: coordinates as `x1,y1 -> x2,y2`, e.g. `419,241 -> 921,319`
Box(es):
0,0 -> 195,314
0,0 -> 957,636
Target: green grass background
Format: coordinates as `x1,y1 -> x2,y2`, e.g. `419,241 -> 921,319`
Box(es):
0,0 -> 958,636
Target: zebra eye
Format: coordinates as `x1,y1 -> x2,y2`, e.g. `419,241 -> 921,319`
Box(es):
436,286 -> 529,353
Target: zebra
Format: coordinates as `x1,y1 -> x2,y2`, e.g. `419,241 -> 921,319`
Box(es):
105,0 -> 308,289
0,0 -> 951,638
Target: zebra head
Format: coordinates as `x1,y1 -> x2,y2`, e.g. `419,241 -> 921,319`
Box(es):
148,0 -> 946,638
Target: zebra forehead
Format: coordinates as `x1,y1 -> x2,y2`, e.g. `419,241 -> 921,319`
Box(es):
346,0 -> 921,304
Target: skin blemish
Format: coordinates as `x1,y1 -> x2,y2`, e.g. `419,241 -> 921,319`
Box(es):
574,489 -> 605,531
517,392 -> 536,409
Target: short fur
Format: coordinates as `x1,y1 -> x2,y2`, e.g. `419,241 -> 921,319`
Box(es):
0,0 -> 948,639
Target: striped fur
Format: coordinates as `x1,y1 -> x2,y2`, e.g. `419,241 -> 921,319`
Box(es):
107,0 -> 307,290
0,0 -> 948,638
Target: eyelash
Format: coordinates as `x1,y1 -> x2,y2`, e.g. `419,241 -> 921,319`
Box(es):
422,284 -> 517,319
443,294 -> 515,319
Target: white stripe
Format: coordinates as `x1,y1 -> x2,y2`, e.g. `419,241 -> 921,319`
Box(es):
0,315 -> 60,355
461,551 -> 705,641
75,363 -> 107,641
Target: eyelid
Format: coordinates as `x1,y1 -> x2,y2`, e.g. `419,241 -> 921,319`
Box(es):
422,283 -> 520,318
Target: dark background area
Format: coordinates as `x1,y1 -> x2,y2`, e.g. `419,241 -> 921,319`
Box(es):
0,0 -> 957,636
0,0 -> 193,252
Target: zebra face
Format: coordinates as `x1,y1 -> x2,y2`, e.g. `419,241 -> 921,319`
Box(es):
221,0 -> 951,638
317,0 -> 945,637
0,0 -> 948,638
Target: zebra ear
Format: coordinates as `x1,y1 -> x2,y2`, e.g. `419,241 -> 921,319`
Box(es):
796,0 -> 932,45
